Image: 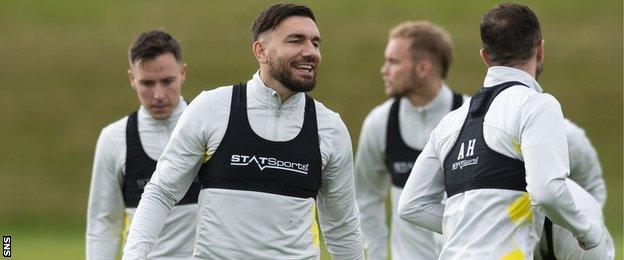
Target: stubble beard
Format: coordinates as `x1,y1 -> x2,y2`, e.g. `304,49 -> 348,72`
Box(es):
535,62 -> 544,81
389,69 -> 422,99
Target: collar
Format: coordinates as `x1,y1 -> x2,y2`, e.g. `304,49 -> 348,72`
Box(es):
138,96 -> 187,125
483,66 -> 543,93
402,83 -> 452,113
249,70 -> 305,110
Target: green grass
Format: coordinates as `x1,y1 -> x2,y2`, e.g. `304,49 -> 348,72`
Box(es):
2,221 -> 621,259
0,0 -> 621,259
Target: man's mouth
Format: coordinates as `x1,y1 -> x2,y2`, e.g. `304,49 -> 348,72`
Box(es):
291,61 -> 316,78
151,104 -> 169,110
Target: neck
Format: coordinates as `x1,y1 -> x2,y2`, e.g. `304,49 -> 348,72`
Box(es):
259,69 -> 295,102
498,58 -> 537,78
405,78 -> 442,107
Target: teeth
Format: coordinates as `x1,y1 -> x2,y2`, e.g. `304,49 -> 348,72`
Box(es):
295,64 -> 313,71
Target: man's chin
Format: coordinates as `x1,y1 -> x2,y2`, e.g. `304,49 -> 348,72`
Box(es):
149,109 -> 172,120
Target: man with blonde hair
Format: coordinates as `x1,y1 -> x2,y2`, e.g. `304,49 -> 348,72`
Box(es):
355,20 -> 465,259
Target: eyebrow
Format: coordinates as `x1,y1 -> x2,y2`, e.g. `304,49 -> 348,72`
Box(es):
286,33 -> 322,43
138,79 -> 155,84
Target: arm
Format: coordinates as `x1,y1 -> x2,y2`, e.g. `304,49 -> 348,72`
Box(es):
86,127 -> 126,260
564,119 -> 607,207
122,95 -> 209,260
354,113 -> 390,260
317,117 -> 365,260
397,137 -> 445,234
521,95 -> 603,250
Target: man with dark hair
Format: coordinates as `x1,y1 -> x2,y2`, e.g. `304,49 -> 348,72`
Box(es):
397,3 -> 605,259
355,21 -> 465,260
123,4 -> 364,259
86,30 -> 200,259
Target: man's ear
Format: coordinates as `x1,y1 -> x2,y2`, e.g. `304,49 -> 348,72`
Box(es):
415,59 -> 433,78
128,68 -> 136,89
535,39 -> 545,64
479,48 -> 492,67
180,63 -> 187,83
253,40 -> 268,64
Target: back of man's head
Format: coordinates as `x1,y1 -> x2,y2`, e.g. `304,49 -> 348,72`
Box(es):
480,3 -> 541,66
390,21 -> 453,79
129,30 -> 182,66
251,4 -> 315,42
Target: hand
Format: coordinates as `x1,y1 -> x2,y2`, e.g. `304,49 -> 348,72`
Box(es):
574,221 -> 604,250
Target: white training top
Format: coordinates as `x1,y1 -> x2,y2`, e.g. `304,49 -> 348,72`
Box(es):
564,119 -> 607,207
355,84 -> 465,260
123,71 -> 364,260
397,66 -> 604,259
86,99 -> 197,260
535,179 -> 614,260
534,121 -> 612,259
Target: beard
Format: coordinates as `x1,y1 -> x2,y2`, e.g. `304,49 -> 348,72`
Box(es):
268,56 -> 317,93
535,62 -> 544,81
388,69 -> 422,98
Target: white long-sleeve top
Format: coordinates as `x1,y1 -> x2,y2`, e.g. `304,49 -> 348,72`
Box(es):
123,72 -> 364,260
355,84 -> 463,260
534,179 -> 614,260
397,66 -> 604,259
86,99 -> 197,260
564,119 -> 606,207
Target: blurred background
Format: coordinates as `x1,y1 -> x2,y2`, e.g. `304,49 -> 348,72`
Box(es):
0,0 -> 621,259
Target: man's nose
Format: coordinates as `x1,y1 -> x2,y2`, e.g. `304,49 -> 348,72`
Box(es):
153,85 -> 166,100
380,63 -> 388,76
301,41 -> 320,60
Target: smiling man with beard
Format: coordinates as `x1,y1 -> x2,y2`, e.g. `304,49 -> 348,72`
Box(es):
123,4 -> 364,260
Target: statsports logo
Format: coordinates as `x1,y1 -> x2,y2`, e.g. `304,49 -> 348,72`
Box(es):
230,154 -> 310,175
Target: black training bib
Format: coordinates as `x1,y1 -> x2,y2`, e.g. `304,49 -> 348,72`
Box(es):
197,83 -> 323,199
442,82 -> 528,198
384,92 -> 463,188
123,111 -> 201,207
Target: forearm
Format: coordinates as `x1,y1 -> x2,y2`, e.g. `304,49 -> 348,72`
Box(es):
397,141 -> 445,234
354,152 -> 389,258
524,145 -> 603,248
86,235 -> 121,260
122,183 -> 176,260
86,129 -> 125,260
319,205 -> 365,260
397,199 -> 444,234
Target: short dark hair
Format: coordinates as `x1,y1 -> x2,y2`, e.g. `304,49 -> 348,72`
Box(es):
251,4 -> 316,42
390,21 -> 454,79
129,30 -> 182,65
480,3 -> 541,66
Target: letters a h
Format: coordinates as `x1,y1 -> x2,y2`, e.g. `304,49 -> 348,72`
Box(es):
457,139 -> 476,160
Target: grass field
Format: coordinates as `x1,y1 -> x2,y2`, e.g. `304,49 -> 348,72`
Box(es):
0,1 -> 621,259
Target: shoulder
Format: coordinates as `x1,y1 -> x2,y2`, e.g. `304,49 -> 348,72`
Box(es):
312,99 -> 344,134
432,99 -> 470,141
190,85 -> 233,107
362,99 -> 394,129
563,118 -> 587,141
99,115 -> 128,144
519,92 -> 563,122
563,118 -> 596,160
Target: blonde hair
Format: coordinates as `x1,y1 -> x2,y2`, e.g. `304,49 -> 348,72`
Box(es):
390,21 -> 453,79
